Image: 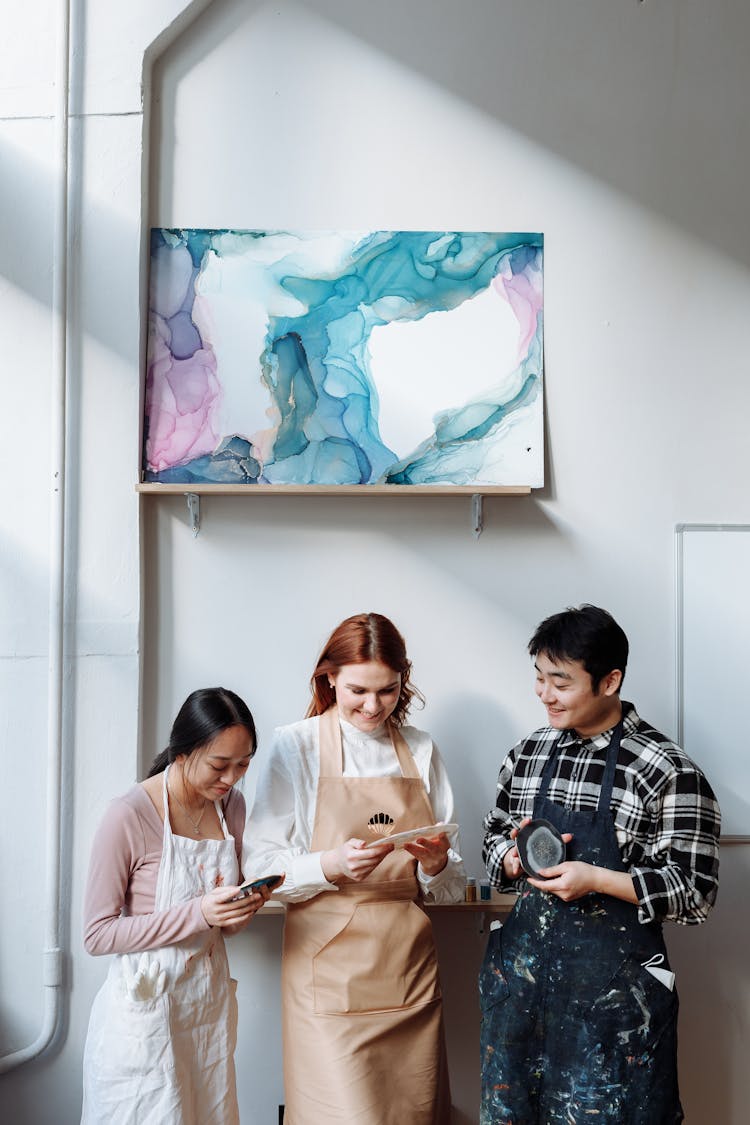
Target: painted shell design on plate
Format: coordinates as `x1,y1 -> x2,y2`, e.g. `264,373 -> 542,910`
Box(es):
367,812 -> 395,837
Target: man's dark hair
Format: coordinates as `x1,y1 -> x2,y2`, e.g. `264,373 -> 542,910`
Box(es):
528,604 -> 629,693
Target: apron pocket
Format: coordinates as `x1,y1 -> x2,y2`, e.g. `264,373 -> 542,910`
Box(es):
569,952 -> 680,1116
313,899 -> 440,1014
580,952 -> 678,1053
87,984 -> 173,1081
478,925 -> 510,1013
479,920 -> 545,1049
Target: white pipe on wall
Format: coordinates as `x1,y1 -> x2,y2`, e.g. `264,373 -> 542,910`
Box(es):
0,0 -> 70,1075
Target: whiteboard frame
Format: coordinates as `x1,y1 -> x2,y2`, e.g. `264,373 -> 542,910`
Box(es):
676,522 -> 750,843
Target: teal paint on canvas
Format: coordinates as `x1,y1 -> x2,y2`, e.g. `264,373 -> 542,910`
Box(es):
144,229 -> 543,487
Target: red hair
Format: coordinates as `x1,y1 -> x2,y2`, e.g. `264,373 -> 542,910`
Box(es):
306,613 -> 424,726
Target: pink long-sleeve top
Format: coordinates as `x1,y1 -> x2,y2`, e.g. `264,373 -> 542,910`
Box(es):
83,782 -> 246,956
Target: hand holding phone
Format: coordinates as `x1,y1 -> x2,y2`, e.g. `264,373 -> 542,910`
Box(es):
230,874 -> 283,901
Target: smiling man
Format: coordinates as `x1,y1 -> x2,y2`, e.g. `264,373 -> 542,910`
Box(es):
480,604 -> 721,1125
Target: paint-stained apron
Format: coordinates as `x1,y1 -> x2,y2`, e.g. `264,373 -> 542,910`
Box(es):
480,722 -> 683,1125
81,766 -> 240,1125
282,707 -> 451,1124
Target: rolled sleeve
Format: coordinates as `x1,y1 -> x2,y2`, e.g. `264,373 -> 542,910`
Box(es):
268,850 -> 338,903
629,765 -> 721,925
482,745 -> 525,892
418,847 -> 466,904
482,828 -> 518,892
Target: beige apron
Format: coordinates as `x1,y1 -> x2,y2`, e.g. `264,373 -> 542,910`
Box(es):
282,707 -> 451,1124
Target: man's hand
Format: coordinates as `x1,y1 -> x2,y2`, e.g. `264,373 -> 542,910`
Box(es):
528,863 -> 638,905
527,861 -> 596,901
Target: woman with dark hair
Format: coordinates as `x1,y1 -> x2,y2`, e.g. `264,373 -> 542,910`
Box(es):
81,687 -> 274,1125
245,613 -> 465,1125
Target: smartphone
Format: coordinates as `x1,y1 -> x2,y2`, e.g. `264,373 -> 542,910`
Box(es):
231,874 -> 283,901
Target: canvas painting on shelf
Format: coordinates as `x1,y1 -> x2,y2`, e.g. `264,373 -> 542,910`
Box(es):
143,229 -> 544,488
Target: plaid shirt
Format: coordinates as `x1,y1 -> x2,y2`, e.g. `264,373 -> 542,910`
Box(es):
482,701 -> 721,925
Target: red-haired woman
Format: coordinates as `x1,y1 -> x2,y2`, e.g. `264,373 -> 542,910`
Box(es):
244,612 -> 465,1125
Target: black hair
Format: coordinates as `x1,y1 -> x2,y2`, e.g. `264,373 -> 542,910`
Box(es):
528,604 -> 628,693
147,687 -> 257,778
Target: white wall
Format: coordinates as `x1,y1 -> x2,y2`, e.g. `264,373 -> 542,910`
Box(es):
2,1 -> 750,1122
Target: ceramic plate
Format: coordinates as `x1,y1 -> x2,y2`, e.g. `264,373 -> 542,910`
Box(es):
516,818 -> 566,878
362,822 -> 459,848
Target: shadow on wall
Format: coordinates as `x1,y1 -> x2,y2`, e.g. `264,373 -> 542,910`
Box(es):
665,849 -> 750,1123
428,691 -> 515,875
153,0 -> 750,269
138,485 -> 671,780
431,910 -> 491,1125
307,0 -> 750,269
0,136 -> 141,368
5,1 -> 750,351
137,490 -> 566,779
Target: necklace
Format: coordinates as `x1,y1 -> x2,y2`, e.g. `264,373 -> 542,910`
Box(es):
168,783 -> 208,836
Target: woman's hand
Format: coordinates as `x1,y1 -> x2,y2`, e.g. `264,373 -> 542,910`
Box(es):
404,831 -> 450,877
321,838 -> 394,883
200,884 -> 271,928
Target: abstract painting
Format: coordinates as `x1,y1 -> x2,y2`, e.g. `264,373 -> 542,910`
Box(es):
143,229 -> 544,488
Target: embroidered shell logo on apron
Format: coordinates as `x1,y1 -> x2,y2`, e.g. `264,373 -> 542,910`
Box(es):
367,811 -> 396,837
281,707 -> 451,1125
81,766 -> 241,1125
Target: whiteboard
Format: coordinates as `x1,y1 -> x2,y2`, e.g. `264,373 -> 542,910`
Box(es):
677,524 -> 750,839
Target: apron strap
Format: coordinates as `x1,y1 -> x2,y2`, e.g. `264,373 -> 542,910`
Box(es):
319,707 -> 421,779
537,719 -> 624,813
389,724 -> 421,779
597,719 -> 623,814
537,734 -> 566,802
214,798 -> 232,840
319,707 -> 343,776
156,764 -> 177,907
162,764 -> 176,839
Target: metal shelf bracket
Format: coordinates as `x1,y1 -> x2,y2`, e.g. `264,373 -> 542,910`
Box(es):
185,492 -> 201,537
472,493 -> 484,539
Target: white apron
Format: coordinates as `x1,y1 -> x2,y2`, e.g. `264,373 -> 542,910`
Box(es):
81,767 -> 240,1124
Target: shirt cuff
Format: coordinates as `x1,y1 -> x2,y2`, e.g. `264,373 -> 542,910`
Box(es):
630,865 -> 683,924
275,850 -> 339,902
418,861 -> 449,890
485,838 -> 519,893
417,851 -> 466,904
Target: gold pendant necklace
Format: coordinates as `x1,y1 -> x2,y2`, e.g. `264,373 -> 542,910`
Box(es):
168,784 -> 208,836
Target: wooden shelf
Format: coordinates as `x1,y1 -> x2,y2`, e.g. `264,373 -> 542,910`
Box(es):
255,896 -> 515,916
427,897 -> 515,912
136,483 -> 531,496
136,481 -> 530,536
